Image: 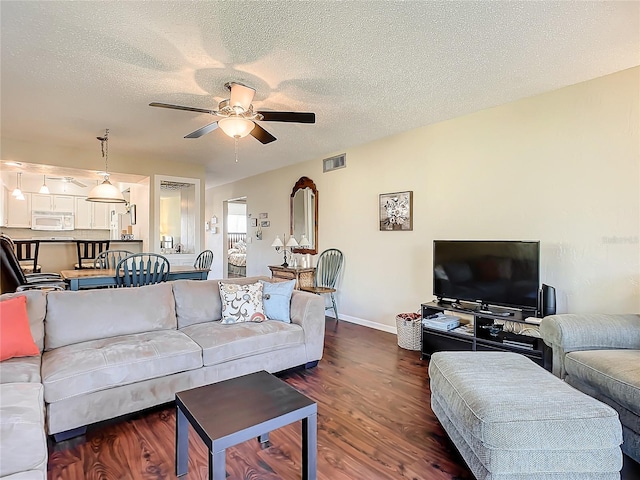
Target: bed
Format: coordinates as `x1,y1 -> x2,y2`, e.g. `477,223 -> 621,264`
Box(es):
227,232 -> 247,277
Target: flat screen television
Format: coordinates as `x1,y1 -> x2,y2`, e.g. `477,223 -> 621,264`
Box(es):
433,240 -> 540,311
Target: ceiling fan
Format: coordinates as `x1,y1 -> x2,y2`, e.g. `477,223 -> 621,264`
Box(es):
149,82 -> 315,144
47,176 -> 87,188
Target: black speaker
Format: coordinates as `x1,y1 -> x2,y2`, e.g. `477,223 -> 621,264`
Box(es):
541,284 -> 556,317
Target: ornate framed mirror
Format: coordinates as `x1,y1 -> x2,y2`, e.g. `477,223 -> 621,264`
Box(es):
290,176 -> 318,255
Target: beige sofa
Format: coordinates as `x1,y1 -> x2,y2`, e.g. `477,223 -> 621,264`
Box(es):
0,276 -> 325,480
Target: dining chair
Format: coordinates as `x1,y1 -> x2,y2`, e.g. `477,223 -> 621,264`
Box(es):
115,253 -> 170,288
14,239 -> 41,274
94,249 -> 134,269
75,240 -> 110,269
0,234 -> 66,294
300,248 -> 344,322
194,250 -> 214,270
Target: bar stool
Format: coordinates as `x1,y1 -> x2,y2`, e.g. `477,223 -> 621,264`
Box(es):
14,240 -> 41,274
75,240 -> 110,269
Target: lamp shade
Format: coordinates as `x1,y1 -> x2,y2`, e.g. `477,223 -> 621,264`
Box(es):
271,235 -> 284,248
87,178 -> 126,203
299,235 -> 311,247
218,117 -> 254,138
229,83 -> 255,112
285,236 -> 299,248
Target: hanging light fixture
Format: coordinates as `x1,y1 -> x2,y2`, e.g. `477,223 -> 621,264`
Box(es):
87,128 -> 126,203
12,172 -> 23,198
39,175 -> 50,194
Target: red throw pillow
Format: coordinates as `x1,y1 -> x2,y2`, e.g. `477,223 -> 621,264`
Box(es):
0,295 -> 39,361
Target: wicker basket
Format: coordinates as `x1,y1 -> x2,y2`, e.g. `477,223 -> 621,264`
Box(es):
396,313 -> 422,350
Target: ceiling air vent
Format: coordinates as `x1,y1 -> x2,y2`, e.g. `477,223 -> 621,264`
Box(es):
323,153 -> 346,173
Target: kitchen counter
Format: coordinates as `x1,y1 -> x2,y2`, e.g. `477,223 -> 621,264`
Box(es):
15,238 -> 143,243
13,238 -> 144,272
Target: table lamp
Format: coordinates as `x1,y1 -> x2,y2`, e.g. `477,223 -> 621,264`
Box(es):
272,235 -> 298,267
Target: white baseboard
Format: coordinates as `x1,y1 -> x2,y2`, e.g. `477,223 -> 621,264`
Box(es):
328,313 -> 397,334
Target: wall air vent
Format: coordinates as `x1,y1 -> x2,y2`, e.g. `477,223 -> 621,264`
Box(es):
323,153 -> 346,173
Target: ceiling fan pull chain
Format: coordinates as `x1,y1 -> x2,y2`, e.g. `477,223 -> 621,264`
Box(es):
234,137 -> 239,163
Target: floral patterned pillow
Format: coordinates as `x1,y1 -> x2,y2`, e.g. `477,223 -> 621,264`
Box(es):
219,282 -> 266,324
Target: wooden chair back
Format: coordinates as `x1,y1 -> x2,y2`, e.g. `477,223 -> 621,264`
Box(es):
94,249 -> 134,269
314,248 -> 344,289
116,253 -> 170,287
194,250 -> 214,270
76,240 -> 110,269
14,239 -> 41,273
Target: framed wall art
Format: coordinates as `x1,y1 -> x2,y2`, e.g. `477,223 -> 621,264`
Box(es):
379,191 -> 413,231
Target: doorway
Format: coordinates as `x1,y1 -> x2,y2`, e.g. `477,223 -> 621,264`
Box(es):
225,197 -> 247,278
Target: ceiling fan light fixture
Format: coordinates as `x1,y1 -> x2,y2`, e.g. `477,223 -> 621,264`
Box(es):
227,82 -> 255,112
218,117 -> 254,139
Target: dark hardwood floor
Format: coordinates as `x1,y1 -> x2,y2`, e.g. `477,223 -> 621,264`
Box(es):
48,319 -> 640,480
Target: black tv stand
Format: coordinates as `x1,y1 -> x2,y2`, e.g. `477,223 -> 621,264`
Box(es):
420,301 -> 551,371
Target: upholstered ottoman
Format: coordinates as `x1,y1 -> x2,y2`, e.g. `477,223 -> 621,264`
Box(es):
428,351 -> 623,480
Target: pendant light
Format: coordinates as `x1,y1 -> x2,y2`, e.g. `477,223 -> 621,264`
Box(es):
87,128 -> 126,203
39,175 -> 50,194
12,172 -> 23,198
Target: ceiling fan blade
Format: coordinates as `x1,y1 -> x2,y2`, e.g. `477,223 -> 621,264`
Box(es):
184,122 -> 219,139
257,111 -> 315,123
250,123 -> 277,144
149,102 -> 216,115
71,179 -> 87,188
228,82 -> 255,112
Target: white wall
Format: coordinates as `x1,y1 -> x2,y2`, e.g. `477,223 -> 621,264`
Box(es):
206,67 -> 640,330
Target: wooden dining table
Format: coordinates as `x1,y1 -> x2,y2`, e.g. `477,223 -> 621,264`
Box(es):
60,266 -> 209,291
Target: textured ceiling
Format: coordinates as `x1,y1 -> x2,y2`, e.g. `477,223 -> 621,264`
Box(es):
1,1 -> 639,187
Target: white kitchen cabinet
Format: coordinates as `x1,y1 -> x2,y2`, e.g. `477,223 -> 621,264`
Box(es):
92,202 -> 110,229
74,197 -> 111,230
32,194 -> 75,212
6,192 -> 32,227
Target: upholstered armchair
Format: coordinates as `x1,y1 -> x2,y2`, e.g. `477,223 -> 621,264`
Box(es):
540,313 -> 640,463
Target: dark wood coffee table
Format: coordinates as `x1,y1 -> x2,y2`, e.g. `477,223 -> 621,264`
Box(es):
175,370 -> 317,479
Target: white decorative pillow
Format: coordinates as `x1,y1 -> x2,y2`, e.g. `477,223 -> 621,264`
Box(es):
219,282 -> 266,324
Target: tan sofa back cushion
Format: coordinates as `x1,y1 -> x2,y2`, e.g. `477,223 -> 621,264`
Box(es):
44,283 -> 176,350
0,291 -> 46,352
173,276 -> 271,329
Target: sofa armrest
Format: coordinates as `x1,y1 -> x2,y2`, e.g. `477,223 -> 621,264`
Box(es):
289,290 -> 325,362
540,313 -> 640,378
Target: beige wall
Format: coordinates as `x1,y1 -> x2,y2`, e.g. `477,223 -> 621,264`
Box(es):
207,67 -> 640,331
1,140 -> 206,254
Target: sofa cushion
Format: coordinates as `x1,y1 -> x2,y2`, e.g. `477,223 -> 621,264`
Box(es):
219,282 -> 266,324
260,279 -> 295,323
44,283 -> 177,350
0,291 -> 46,352
181,320 -> 304,367
0,296 -> 39,361
41,330 -> 202,403
0,383 -> 47,478
172,276 -> 271,328
565,349 -> 640,417
0,356 -> 41,383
